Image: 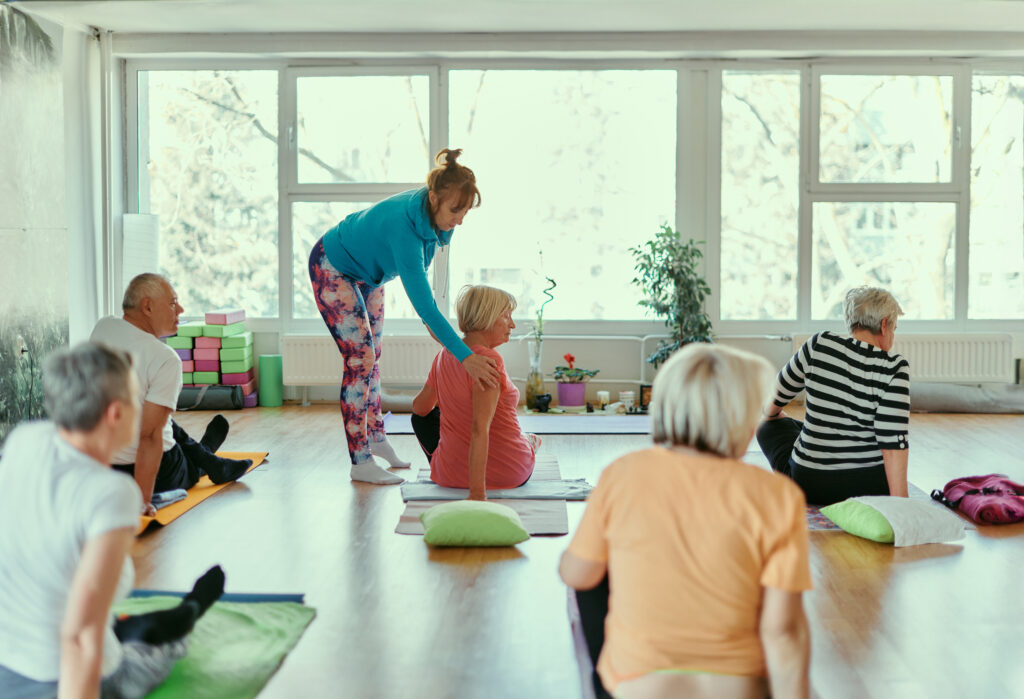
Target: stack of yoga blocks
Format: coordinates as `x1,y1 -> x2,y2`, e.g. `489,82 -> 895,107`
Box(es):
165,309 -> 259,408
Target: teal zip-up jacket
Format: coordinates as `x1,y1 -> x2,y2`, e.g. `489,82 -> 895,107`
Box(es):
321,187 -> 472,362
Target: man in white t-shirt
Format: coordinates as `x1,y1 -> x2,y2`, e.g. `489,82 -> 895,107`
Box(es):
90,273 -> 250,514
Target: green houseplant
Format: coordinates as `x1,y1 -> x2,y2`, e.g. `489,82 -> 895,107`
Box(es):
630,224 -> 713,368
553,353 -> 598,407
525,277 -> 557,410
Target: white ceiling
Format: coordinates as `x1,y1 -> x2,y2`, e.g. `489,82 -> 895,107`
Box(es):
13,0 -> 1024,35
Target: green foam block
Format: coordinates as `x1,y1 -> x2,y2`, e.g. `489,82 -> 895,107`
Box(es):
166,336 -> 194,349
219,347 -> 253,362
193,371 -> 219,384
221,357 -> 254,374
203,321 -> 246,338
181,372 -> 193,384
221,331 -> 253,349
176,321 -> 205,338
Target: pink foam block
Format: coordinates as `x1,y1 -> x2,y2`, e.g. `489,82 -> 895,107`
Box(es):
243,391 -> 258,408
240,378 -> 257,396
221,368 -> 256,385
205,308 -> 246,325
194,359 -> 220,372
181,360 -> 195,372
194,336 -> 222,349
183,384 -> 195,388
174,349 -> 192,360
193,348 -> 220,361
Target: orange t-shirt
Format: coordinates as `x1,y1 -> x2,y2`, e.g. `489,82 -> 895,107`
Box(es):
567,447 -> 812,691
427,346 -> 535,489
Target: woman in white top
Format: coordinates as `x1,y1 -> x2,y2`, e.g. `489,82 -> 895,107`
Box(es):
0,343 -> 223,699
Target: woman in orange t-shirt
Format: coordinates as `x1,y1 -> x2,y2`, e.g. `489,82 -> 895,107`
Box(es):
560,344 -> 812,699
411,285 -> 540,500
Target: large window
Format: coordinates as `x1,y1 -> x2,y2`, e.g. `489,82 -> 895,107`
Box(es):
448,69 -> 676,321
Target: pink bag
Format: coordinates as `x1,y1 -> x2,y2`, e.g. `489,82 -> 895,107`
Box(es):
931,474 -> 1024,525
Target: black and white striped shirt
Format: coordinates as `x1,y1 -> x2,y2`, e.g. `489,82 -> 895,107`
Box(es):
772,331 -> 910,471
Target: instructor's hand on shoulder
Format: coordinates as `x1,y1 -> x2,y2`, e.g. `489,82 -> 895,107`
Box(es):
462,352 -> 501,389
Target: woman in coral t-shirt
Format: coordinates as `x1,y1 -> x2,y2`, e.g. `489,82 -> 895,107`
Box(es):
560,344 -> 812,699
411,285 -> 539,500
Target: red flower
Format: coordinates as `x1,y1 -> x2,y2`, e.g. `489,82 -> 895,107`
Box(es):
563,353 -> 575,369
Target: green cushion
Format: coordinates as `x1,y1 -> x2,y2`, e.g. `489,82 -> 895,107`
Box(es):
820,499 -> 895,543
420,500 -> 530,547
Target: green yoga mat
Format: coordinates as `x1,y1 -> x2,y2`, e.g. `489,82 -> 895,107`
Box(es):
112,596 -> 315,699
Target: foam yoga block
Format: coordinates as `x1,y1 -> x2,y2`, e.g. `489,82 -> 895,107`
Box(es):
222,369 -> 256,385
239,379 -> 257,396
194,348 -> 220,361
193,371 -> 219,385
181,360 -> 195,372
203,321 -> 246,338
194,360 -> 220,372
222,358 -> 254,374
220,347 -> 253,362
258,355 -> 283,407
221,331 -> 253,349
167,336 -> 193,350
195,336 -> 222,349
244,391 -> 259,408
174,348 -> 192,360
182,372 -> 194,384
205,308 -> 246,325
176,321 -> 205,338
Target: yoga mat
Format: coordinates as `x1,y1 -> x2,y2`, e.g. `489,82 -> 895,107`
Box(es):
396,454 -> 570,535
137,452 -> 267,534
382,411 -> 650,435
111,596 -> 315,699
131,590 -> 306,604
258,355 -> 283,407
401,454 -> 592,501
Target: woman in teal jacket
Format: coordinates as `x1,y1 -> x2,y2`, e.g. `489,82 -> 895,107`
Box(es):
309,149 -> 500,485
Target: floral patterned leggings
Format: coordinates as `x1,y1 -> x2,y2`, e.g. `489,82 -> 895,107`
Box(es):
309,238 -> 385,464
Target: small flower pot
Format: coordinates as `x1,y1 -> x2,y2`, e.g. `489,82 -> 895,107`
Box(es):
557,382 -> 586,407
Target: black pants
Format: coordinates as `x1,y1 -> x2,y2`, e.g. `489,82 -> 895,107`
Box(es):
575,576 -> 613,699
114,420 -> 210,493
756,417 -> 890,506
411,407 -> 441,463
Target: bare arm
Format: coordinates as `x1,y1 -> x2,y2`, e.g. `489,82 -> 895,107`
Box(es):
759,587 -> 810,699
559,551 -> 607,591
412,383 -> 437,417
881,448 -> 909,497
59,527 -> 134,699
135,401 -> 172,507
468,382 -> 500,500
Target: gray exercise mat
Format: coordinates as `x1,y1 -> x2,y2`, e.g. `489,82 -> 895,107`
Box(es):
401,477 -> 592,501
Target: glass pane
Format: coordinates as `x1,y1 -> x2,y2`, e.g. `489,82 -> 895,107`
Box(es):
449,70 -> 675,321
969,75 -> 1024,319
721,71 -> 800,320
812,202 -> 955,320
142,70 -> 278,317
292,201 -> 418,320
819,75 -> 953,183
296,75 -> 429,183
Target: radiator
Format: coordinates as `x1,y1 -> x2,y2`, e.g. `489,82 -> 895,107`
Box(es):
792,333 -> 1015,383
282,335 -> 440,386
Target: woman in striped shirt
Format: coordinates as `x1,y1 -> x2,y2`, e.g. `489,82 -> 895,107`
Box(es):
757,287 -> 910,506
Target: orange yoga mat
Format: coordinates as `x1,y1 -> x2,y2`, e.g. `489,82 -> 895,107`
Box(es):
137,452 -> 267,535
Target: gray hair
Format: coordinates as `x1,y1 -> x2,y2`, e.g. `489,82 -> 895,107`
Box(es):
650,343 -> 774,459
43,342 -> 135,431
123,273 -> 169,311
844,286 -> 904,334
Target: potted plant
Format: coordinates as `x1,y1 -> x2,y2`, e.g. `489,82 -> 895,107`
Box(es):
553,353 -> 599,407
630,223 -> 713,368
525,277 -> 556,410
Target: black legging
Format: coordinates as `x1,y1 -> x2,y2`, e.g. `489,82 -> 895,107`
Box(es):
756,417 -> 890,506
410,407 -> 441,463
575,576 -> 613,699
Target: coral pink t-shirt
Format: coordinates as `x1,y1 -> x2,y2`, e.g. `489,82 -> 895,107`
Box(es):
427,346 -> 535,489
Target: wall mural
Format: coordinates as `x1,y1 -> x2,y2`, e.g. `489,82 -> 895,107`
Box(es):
0,6 -> 69,444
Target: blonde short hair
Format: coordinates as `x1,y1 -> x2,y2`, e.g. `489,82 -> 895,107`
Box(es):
650,343 -> 775,459
844,286 -> 904,334
455,285 -> 517,333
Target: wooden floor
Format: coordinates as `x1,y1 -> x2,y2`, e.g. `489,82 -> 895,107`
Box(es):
140,406 -> 1024,699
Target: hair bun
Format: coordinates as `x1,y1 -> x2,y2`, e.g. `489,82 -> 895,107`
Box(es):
437,147 -> 463,168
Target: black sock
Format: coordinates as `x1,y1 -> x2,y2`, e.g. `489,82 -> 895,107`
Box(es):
113,601 -> 202,645
183,565 -> 226,616
200,415 -> 230,452
204,455 -> 252,485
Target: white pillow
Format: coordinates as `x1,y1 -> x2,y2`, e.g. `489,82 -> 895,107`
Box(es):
850,496 -> 965,547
